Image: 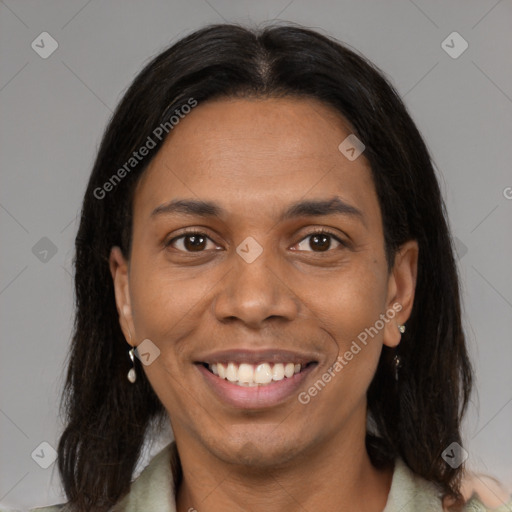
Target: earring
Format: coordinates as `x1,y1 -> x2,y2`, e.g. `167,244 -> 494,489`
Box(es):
395,324 -> 405,381
124,318 -> 137,384
127,346 -> 137,383
393,354 -> 402,381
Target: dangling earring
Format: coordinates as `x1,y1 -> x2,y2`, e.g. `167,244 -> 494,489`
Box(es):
126,322 -> 137,384
393,354 -> 402,381
127,346 -> 137,383
394,323 -> 405,381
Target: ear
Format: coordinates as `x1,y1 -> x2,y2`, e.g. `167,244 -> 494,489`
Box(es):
383,240 -> 419,348
109,246 -> 134,347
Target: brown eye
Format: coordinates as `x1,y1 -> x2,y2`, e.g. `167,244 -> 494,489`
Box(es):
295,231 -> 343,252
167,231 -> 218,252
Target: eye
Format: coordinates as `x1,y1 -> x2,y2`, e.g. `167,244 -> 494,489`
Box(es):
294,230 -> 345,252
165,229 -> 346,253
166,230 -> 220,252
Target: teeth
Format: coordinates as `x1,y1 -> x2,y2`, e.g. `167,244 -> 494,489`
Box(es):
226,362 -> 238,382
208,361 -> 305,386
272,363 -> 285,381
284,363 -> 295,378
254,363 -> 272,384
238,363 -> 254,383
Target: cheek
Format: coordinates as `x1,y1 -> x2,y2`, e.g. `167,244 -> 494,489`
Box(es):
306,257 -> 389,350
127,258 -> 202,416
128,255 -> 204,341
302,265 -> 388,418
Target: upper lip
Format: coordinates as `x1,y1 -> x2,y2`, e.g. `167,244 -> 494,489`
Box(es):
195,348 -> 320,366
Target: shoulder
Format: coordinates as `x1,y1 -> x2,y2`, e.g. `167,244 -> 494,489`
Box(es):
384,457 -> 447,511
457,472 -> 512,511
20,442 -> 177,512
29,505 -> 66,511
386,458 -> 512,512
0,506 -> 66,512
1,508 -> 65,512
112,441 -> 177,511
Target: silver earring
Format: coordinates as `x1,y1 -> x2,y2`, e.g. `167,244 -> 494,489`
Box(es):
398,323 -> 406,334
393,354 -> 402,381
127,347 -> 137,383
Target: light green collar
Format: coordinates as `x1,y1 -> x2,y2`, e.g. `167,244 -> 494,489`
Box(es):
114,442 -> 445,512
33,442 -> 510,512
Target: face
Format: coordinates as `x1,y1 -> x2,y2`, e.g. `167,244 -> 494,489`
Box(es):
110,97 -> 418,468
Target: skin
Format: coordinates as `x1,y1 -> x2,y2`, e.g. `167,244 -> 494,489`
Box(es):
110,97 -> 418,512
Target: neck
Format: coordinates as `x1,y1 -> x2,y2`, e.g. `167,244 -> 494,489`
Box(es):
174,416 -> 393,512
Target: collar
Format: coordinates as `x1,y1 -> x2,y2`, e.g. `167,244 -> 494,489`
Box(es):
113,442 -> 504,512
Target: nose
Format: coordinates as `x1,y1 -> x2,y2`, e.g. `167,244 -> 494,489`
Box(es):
212,247 -> 300,329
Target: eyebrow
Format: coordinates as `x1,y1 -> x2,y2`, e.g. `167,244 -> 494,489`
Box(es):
150,196 -> 365,225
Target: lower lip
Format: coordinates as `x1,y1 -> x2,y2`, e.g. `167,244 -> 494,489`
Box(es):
197,363 -> 317,409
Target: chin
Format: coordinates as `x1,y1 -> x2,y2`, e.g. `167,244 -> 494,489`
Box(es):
206,427 -> 312,468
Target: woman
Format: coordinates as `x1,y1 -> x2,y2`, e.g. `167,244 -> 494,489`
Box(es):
29,23 -> 511,512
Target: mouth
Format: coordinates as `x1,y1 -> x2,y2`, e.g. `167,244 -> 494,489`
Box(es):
199,361 -> 317,387
194,350 -> 320,409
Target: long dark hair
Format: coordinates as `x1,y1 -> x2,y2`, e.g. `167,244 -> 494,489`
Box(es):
58,23 -> 473,511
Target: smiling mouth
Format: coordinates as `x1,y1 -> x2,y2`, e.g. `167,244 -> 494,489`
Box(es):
199,361 -> 318,387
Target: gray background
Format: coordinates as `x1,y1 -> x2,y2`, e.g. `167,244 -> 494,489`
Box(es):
1,0 -> 511,509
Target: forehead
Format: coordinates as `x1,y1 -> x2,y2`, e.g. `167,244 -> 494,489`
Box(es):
133,97 -> 379,226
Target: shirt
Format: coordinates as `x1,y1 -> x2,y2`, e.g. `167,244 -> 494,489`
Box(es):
24,442 -> 512,512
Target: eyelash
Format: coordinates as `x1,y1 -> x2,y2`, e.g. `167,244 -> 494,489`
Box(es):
296,228 -> 347,251
165,228 -> 347,252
